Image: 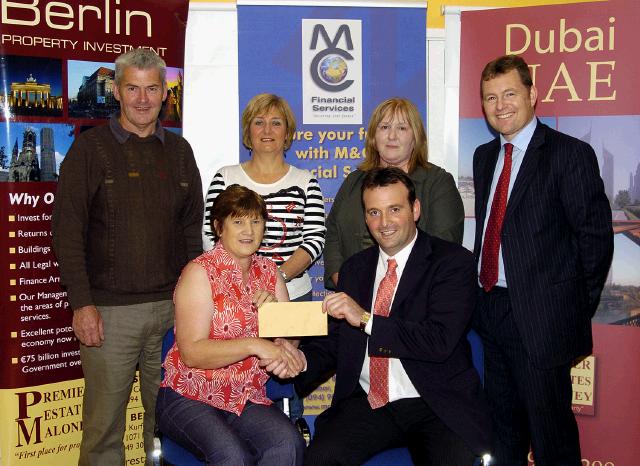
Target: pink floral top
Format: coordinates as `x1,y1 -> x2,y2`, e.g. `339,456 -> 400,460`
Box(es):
161,244 -> 277,414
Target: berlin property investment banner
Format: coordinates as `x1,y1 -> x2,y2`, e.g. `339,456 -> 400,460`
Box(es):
0,1 -> 189,464
237,2 -> 426,415
459,1 -> 640,464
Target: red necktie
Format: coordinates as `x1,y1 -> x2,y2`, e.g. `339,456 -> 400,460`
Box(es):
479,143 -> 513,292
368,258 -> 398,409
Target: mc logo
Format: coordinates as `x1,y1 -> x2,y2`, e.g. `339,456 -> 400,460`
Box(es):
309,24 -> 354,92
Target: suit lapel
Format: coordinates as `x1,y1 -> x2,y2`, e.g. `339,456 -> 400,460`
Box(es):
391,232 -> 432,314
504,121 -> 545,221
351,247 -> 378,312
348,249 -> 377,359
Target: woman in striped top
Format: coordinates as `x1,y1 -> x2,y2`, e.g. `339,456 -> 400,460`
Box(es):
203,93 -> 326,303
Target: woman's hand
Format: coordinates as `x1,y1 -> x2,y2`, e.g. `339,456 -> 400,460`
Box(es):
274,338 -> 306,376
253,289 -> 277,308
255,339 -> 305,378
254,339 -> 289,376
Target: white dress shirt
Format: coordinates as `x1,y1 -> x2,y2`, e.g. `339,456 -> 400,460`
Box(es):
359,230 -> 420,401
478,116 -> 537,288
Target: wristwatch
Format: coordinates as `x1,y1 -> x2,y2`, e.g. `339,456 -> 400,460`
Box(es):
278,266 -> 289,283
359,311 -> 371,331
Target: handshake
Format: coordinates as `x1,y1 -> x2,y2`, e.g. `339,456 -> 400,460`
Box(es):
258,337 -> 307,379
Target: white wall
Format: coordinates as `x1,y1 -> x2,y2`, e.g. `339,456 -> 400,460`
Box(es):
183,3 -> 239,196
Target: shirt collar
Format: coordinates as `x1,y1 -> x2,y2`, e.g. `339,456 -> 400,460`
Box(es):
500,116 -> 537,153
378,228 -> 418,271
109,113 -> 165,145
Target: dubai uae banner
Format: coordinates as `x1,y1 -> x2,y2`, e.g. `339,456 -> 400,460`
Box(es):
459,0 -> 640,464
237,4 -> 426,415
0,1 -> 189,464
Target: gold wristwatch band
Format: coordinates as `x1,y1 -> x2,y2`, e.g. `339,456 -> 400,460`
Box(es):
359,311 -> 371,331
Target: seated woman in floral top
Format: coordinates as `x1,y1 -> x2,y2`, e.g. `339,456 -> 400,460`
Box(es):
156,184 -> 305,465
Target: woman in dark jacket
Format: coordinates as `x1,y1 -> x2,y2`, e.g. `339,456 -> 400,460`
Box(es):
324,97 -> 464,289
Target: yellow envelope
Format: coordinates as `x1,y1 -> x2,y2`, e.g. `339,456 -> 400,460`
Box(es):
258,301 -> 327,337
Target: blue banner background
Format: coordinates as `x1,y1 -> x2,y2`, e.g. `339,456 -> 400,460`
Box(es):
238,5 -> 426,297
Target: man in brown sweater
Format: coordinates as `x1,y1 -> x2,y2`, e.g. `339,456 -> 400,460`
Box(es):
52,49 -> 203,466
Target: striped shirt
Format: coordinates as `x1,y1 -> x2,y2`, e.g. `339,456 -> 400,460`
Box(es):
203,164 -> 326,299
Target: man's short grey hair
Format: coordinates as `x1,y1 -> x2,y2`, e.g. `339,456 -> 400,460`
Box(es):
115,48 -> 167,86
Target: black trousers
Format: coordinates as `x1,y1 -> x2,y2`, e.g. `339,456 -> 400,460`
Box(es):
474,287 -> 581,466
304,387 -> 476,466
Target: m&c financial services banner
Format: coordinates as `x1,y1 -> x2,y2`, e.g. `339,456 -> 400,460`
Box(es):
458,1 -> 640,464
237,3 -> 426,415
237,2 -> 426,301
0,1 -> 189,464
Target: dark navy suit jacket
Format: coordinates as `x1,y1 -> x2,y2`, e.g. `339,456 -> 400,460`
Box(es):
298,230 -> 491,454
473,120 -> 614,368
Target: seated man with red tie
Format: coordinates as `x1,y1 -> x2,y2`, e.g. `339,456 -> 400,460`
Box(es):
295,167 -> 491,465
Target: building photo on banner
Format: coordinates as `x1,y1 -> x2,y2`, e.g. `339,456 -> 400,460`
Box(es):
0,1 -> 190,464
457,0 -> 640,464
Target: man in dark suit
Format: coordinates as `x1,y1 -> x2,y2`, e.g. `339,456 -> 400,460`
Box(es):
472,55 -> 614,466
296,167 -> 490,465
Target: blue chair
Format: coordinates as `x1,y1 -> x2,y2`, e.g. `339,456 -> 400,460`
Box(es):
157,327 -> 295,466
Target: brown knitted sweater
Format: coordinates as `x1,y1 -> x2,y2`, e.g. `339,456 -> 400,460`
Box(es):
52,117 -> 203,310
